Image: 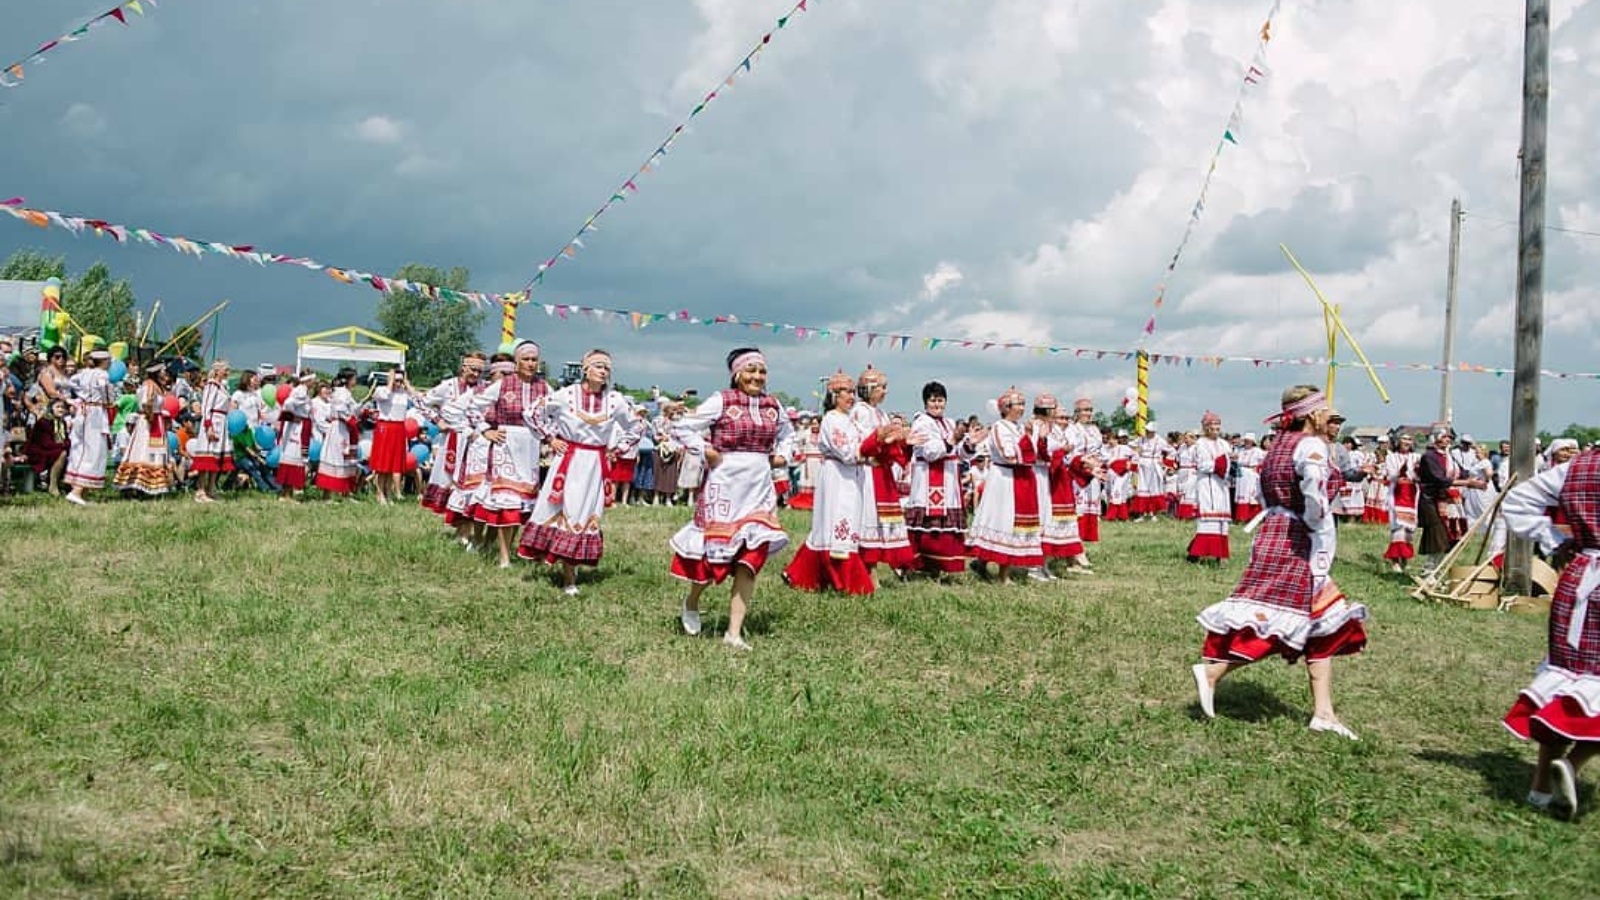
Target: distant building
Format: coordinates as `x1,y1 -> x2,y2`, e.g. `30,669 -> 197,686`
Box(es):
0,279 -> 44,332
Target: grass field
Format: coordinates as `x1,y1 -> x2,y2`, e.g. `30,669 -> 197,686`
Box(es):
1,495 -> 1597,898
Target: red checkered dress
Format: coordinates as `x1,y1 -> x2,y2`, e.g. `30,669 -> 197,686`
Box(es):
1197,431 -> 1367,663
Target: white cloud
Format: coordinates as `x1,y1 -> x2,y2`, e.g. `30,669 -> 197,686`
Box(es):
355,114 -> 403,144
921,261 -> 964,299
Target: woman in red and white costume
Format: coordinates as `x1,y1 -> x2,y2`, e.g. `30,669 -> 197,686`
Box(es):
849,366 -> 917,579
905,381 -> 976,577
443,357 -> 511,546
315,369 -> 362,498
967,387 -> 1045,584
1233,432 -> 1265,523
421,354 -> 484,513
1064,398 -> 1105,545
446,343 -> 548,567
1193,385 -> 1368,740
1384,433 -> 1422,572
1187,411 -> 1232,563
190,360 -> 233,503
788,413 -> 822,510
369,369 -> 415,505
670,347 -> 792,649
1103,430 -> 1134,521
1132,424 -> 1169,519
1033,394 -> 1084,580
275,371 -> 318,500
1502,446 -> 1600,819
1173,431 -> 1200,520
113,364 -> 175,496
783,370 -> 884,595
518,348 -> 643,594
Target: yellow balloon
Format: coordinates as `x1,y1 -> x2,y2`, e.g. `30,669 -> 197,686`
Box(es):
80,335 -> 103,355
109,341 -> 128,361
53,311 -> 70,329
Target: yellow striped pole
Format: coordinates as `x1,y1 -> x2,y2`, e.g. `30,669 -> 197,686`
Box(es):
500,299 -> 517,351
1135,350 -> 1150,434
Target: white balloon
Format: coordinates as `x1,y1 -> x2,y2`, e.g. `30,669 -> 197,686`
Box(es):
984,398 -> 1000,419
1123,386 -> 1139,401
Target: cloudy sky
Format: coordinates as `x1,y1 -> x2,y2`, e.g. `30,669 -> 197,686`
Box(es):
1,0 -> 1596,436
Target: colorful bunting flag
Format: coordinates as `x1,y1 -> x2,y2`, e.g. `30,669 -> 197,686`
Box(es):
519,0 -> 816,293
1,1 -> 154,92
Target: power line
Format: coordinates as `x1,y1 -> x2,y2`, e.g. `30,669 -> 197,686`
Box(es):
1462,209 -> 1600,240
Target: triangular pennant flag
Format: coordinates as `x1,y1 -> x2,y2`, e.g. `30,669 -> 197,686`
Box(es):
128,0 -> 145,15
109,7 -> 127,24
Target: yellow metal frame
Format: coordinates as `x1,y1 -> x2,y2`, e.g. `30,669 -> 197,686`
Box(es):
295,325 -> 408,352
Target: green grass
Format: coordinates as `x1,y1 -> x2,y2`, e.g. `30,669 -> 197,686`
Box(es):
1,496 -> 1597,897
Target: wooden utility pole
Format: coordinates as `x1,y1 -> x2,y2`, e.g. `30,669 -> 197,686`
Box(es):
1504,0 -> 1550,597
1439,198 -> 1462,424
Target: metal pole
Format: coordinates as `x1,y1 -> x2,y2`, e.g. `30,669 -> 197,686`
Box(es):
1439,197 -> 1462,424
1504,0 -> 1550,597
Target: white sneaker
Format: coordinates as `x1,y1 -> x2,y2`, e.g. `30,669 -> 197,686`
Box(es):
562,585 -> 580,597
1308,717 -> 1359,741
723,634 -> 752,651
1551,758 -> 1579,820
680,606 -> 702,636
1192,664 -> 1215,719
65,493 -> 88,507
1026,567 -> 1053,583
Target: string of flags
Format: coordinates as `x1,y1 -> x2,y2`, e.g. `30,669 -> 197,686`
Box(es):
1141,0 -> 1281,340
519,0 -> 815,294
0,0 -> 156,91
0,196 -> 527,308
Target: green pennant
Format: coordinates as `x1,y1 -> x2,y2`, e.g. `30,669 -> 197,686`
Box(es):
1223,130 -> 1237,144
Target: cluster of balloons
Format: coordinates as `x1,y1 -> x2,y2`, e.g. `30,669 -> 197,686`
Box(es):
258,383 -> 292,409
1122,386 -> 1140,417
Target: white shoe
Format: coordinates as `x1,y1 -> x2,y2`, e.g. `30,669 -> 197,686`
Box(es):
1026,567 -> 1053,583
563,585 -> 580,597
1308,717 -> 1359,741
1192,664 -> 1215,719
723,634 -> 752,651
65,493 -> 88,506
680,606 -> 702,636
1551,758 -> 1579,820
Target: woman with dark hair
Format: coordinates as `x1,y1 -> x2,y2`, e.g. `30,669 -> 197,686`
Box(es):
112,363 -> 174,496
518,348 -> 643,593
669,347 -> 792,649
1193,385 -> 1369,740
783,370 -> 883,595
906,380 -> 978,577
25,397 -> 71,495
1502,444 -> 1600,819
232,370 -> 267,432
315,368 -> 362,498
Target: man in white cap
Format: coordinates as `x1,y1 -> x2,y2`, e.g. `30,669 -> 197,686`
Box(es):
1133,422 -> 1169,519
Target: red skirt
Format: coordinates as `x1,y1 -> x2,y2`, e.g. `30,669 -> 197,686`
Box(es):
1078,513 -> 1099,543
609,458 -> 637,484
1383,540 -> 1415,561
789,489 -> 815,510
911,530 -> 968,574
671,544 -> 771,585
1234,503 -> 1261,524
371,420 -> 408,475
1187,532 -> 1230,561
782,545 -> 874,595
277,462 -> 307,489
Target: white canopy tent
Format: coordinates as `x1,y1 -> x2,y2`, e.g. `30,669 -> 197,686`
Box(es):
295,325 -> 407,373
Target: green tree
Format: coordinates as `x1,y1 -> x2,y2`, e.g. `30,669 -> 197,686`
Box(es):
1095,404 -> 1153,436
373,264 -> 486,386
1,250 -> 137,341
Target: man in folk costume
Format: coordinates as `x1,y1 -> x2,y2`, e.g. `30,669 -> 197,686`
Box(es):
420,353 -> 485,514
1063,398 -> 1105,545
1384,432 -> 1422,572
1133,423 -> 1169,519
274,371 -> 318,500
905,381 -> 978,577
669,347 -> 793,649
1233,432 -> 1266,523
189,360 -> 233,504
784,371 -> 883,594
967,387 -> 1045,583
1187,411 -> 1232,563
849,366 -> 918,579
315,369 -> 362,499
1193,385 -> 1368,740
518,349 -> 644,595
444,344 -> 549,567
1501,445 -> 1600,819
1103,429 -> 1135,521
62,349 -> 117,506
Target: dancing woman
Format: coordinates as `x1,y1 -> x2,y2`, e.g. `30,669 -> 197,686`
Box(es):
1502,446 -> 1600,819
518,348 -> 643,593
445,343 -> 548,567
1192,385 -> 1369,739
782,370 -> 882,595
668,347 -> 792,649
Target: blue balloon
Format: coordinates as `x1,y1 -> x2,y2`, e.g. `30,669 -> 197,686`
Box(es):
167,432 -> 179,454
308,439 -> 323,464
266,447 -> 282,468
108,359 -> 127,383
254,424 -> 276,452
226,409 -> 248,436
410,442 -> 431,466
358,440 -> 371,463
425,421 -> 441,441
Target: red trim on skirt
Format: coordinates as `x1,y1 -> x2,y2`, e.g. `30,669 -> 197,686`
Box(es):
317,472 -> 358,495
1042,537 -> 1084,559
1202,620 -> 1367,664
1383,540 -> 1415,561
371,419 -> 408,474
1505,694 -> 1600,743
968,544 -> 1045,569
911,530 -> 968,574
420,484 -> 450,511
191,455 -> 226,473
860,543 -> 916,569
1187,532 -> 1231,560
277,463 -> 307,489
475,505 -> 528,528
671,544 -> 772,585
1362,505 -> 1387,525
1104,502 -> 1129,521
608,458 -> 637,483
782,545 -> 875,594
1234,503 -> 1261,524
1078,514 -> 1099,543
1175,503 -> 1198,520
